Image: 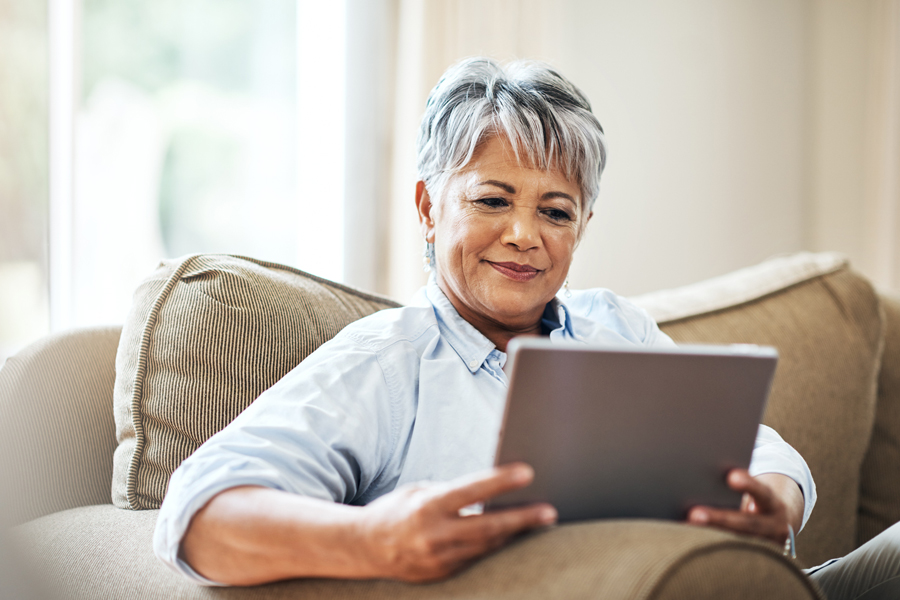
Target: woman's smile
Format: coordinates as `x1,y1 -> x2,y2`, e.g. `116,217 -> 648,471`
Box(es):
486,261 -> 541,282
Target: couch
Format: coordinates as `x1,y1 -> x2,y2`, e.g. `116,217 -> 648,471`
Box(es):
2,251 -> 899,600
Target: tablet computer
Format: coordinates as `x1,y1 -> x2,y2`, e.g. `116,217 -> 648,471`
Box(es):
490,337 -> 778,522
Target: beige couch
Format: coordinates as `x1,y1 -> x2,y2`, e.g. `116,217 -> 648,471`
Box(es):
2,251 -> 899,600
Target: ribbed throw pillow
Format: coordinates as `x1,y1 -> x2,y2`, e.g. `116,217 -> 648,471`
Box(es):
112,255 -> 400,510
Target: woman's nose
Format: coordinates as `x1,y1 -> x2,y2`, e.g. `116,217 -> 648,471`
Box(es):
500,212 -> 540,250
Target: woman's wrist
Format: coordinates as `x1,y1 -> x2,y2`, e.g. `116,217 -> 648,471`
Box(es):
753,473 -> 804,532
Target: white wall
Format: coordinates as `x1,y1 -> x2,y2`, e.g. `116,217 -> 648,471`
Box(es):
807,0 -> 900,294
553,0 -> 809,295
381,0 -> 900,301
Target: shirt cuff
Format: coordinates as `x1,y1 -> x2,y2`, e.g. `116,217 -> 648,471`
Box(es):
748,424 -> 817,530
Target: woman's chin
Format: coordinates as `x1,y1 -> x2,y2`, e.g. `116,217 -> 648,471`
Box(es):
481,292 -> 553,327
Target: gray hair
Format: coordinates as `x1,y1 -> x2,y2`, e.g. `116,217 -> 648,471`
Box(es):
416,57 -> 608,215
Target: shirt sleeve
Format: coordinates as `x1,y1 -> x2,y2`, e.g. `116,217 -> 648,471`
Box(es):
153,332 -> 402,585
563,288 -> 677,348
748,424 -> 817,530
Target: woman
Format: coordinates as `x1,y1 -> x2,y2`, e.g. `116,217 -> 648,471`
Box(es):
155,58 -> 897,597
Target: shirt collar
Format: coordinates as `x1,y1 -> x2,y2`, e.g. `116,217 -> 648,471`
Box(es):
416,276 -> 583,372
421,276 -> 497,373
543,296 -> 582,342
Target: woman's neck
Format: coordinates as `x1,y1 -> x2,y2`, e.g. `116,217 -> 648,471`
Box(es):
433,277 -> 545,353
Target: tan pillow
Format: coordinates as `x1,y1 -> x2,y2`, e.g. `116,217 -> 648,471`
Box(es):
634,254 -> 883,567
112,255 -> 400,510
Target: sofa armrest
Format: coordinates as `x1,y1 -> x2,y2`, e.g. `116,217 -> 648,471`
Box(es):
14,506 -> 821,600
0,327 -> 122,525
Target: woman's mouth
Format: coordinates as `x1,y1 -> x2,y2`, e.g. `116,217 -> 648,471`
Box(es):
488,261 -> 541,282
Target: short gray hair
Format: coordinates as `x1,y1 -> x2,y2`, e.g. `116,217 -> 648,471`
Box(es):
416,57 -> 608,214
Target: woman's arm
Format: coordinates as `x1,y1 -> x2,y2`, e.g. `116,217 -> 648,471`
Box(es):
181,463 -> 557,585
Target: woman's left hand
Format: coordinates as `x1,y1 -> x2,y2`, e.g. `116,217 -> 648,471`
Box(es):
686,469 -> 804,546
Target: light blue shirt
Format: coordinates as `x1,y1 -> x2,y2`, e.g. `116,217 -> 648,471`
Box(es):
154,277 -> 816,584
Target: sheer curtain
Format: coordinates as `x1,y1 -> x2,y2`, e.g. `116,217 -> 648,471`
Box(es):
862,0 -> 900,293
344,0 -> 558,301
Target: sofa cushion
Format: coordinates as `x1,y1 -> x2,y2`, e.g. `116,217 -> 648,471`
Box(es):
633,253 -> 883,568
12,505 -> 820,600
112,255 -> 401,510
0,326 -> 121,525
858,295 -> 900,546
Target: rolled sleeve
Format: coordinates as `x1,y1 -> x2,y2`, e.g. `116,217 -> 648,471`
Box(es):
153,333 -> 401,583
748,424 -> 817,530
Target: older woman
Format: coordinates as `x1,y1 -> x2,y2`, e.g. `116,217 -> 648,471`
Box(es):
153,59 -> 898,596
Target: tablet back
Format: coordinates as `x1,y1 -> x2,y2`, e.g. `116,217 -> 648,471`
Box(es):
492,338 -> 778,522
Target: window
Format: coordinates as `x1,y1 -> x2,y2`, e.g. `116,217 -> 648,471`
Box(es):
1,0 -> 348,362
0,0 -> 49,362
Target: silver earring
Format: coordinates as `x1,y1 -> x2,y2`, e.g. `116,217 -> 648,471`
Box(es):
423,241 -> 434,272
564,278 -> 572,298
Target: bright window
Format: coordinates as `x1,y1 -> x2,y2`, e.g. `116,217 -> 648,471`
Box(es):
0,0 -> 49,362
1,0 -> 348,362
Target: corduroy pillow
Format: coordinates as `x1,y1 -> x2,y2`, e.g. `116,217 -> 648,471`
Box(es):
632,253 -> 883,568
112,255 -> 401,510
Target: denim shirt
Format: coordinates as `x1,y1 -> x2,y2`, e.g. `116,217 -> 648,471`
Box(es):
154,277 -> 816,583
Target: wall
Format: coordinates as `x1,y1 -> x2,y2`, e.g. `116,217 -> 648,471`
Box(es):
807,0 -> 900,293
381,0 -> 900,301
555,0 -> 808,295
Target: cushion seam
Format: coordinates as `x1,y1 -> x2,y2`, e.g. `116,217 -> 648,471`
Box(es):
224,254 -> 402,308
648,541 -> 824,600
654,268 -> 847,326
125,255 -> 201,510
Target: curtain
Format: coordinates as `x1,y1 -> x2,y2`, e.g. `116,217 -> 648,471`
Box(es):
344,0 -> 558,301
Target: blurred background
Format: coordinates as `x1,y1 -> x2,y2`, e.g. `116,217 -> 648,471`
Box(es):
1,0 -> 899,364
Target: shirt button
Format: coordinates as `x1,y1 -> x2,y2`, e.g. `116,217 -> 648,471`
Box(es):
469,360 -> 479,369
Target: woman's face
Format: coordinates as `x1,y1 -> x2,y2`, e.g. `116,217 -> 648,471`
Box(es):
417,135 -> 590,339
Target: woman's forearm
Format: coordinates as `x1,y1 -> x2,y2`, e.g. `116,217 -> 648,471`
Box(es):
178,465 -> 554,586
181,486 -> 375,585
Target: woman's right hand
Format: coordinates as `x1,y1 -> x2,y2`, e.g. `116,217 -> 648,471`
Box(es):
358,463 -> 557,582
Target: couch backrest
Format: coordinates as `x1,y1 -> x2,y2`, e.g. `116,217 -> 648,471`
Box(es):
0,326 -> 121,525
858,295 -> 900,547
634,255 -> 883,568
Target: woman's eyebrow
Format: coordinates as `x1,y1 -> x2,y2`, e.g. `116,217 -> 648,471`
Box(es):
476,180 -> 516,193
476,180 -> 578,208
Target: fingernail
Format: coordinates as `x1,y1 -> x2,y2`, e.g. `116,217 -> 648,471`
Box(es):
691,509 -> 708,524
540,507 -> 557,524
513,465 -> 534,483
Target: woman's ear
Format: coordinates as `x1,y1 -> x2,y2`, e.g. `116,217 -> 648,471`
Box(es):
415,181 -> 436,242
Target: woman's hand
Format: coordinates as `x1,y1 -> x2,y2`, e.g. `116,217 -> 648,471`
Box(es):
686,469 -> 804,546
358,463 -> 557,582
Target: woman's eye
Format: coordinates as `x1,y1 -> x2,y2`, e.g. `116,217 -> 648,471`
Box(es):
545,208 -> 573,222
477,197 -> 508,208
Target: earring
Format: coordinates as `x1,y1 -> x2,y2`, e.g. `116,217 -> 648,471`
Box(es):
423,241 -> 434,272
564,278 -> 572,298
